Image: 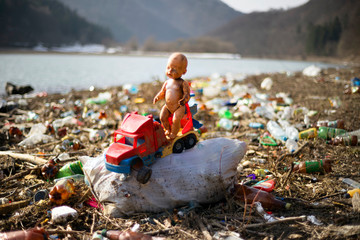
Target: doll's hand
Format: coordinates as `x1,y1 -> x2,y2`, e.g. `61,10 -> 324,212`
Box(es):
153,97 -> 158,104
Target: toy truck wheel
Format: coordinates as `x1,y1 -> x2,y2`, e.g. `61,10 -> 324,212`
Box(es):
172,139 -> 184,153
184,133 -> 197,149
137,166 -> 152,184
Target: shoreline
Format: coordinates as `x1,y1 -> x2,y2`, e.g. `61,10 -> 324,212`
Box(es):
1,48 -> 359,66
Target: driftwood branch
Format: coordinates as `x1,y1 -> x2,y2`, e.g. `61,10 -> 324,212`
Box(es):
245,215 -> 306,228
0,151 -> 47,165
194,215 -> 212,240
0,199 -> 31,214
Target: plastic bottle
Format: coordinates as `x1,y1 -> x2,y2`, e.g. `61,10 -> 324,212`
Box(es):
316,119 -> 345,129
280,106 -> 293,120
92,232 -> 104,240
41,157 -> 60,179
304,114 -> 310,127
299,128 -> 317,139
218,108 -> 233,119
101,229 -> 153,240
0,227 -> 48,240
339,178 -> 360,188
49,178 -> 75,205
328,135 -> 358,146
292,159 -> 332,174
285,126 -> 299,141
285,139 -> 298,153
278,119 -> 291,129
249,122 -> 264,129
218,118 -> 233,131
317,126 -> 347,140
232,184 -> 290,210
255,106 -> 276,120
266,120 -> 287,141
55,160 -> 84,179
344,189 -> 360,198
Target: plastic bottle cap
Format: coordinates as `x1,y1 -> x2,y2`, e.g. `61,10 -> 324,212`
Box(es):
34,189 -> 49,202
101,229 -> 108,237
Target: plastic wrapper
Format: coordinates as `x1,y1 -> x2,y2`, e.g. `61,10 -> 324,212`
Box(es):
81,138 -> 246,217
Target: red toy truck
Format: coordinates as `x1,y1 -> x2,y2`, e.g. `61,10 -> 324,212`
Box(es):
105,104 -> 198,184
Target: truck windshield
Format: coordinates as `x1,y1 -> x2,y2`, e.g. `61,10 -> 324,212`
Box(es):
116,134 -> 145,147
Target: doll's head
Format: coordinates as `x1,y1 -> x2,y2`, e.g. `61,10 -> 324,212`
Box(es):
166,52 -> 187,79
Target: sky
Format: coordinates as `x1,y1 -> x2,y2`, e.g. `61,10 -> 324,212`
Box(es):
221,0 -> 309,13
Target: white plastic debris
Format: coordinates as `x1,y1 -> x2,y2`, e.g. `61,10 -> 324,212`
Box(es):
81,138 -> 247,217
18,123 -> 54,147
302,65 -> 321,77
261,77 -> 273,90
51,206 -> 78,223
307,215 -> 323,225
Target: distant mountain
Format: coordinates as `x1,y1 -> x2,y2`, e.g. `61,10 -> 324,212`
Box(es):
208,0 -> 360,58
57,0 -> 241,43
0,0 -> 112,48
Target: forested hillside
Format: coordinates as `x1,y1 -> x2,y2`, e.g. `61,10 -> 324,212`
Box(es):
207,0 -> 360,59
57,0 -> 241,43
0,0 -> 112,48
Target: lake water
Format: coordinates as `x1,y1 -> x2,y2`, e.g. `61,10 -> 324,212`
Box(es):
0,53 -> 339,96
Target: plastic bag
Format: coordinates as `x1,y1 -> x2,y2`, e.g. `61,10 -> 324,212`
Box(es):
18,123 -> 54,147
81,138 -> 247,217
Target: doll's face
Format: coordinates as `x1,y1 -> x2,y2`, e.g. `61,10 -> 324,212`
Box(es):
166,54 -> 187,79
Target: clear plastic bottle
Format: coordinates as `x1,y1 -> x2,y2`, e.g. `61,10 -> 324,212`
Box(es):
232,184 -> 291,210
346,128 -> 360,138
249,122 -> 264,129
266,120 -> 287,141
255,106 -> 277,119
0,227 -> 48,240
218,118 -> 233,131
317,119 -> 345,129
285,126 -> 299,141
339,178 -> 360,188
328,135 -> 358,146
49,178 -> 75,205
285,139 -> 298,153
280,106 -> 293,120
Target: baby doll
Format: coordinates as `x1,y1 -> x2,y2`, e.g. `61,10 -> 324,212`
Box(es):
153,52 -> 190,139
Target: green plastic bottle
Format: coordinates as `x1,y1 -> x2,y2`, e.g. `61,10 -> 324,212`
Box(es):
293,159 -> 332,174
219,109 -> 233,119
317,127 -> 347,140
55,160 -> 83,179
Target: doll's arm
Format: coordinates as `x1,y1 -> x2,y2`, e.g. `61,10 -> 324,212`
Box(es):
153,82 -> 167,104
179,80 -> 191,106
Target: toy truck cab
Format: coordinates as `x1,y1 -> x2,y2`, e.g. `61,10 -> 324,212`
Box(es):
105,113 -> 169,183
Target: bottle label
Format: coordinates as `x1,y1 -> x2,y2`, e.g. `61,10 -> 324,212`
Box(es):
305,160 -> 323,173
299,128 -> 317,139
69,161 -> 83,174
